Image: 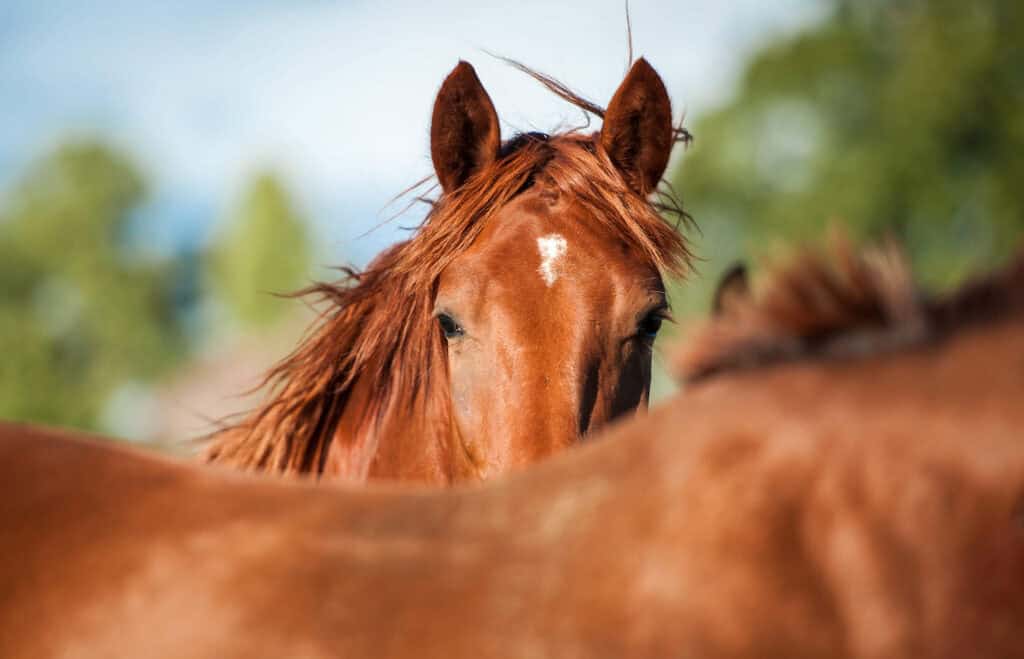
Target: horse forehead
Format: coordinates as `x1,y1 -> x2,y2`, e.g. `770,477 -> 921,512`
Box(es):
477,195 -> 646,272
439,194 -> 657,304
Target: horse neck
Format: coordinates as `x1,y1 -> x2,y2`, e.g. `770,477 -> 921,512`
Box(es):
321,374 -> 474,484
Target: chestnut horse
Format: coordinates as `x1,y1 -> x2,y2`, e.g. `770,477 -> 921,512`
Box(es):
3,242 -> 1023,658
202,58 -> 690,483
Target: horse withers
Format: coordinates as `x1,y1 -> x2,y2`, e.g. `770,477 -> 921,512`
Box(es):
203,58 -> 691,483
3,242 -> 1023,658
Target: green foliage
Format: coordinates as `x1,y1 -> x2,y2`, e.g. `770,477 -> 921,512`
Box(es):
669,0 -> 1024,319
0,141 -> 186,429
0,142 -> 317,435
206,171 -> 312,327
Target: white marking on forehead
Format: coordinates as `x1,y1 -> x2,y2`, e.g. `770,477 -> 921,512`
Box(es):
537,234 -> 569,287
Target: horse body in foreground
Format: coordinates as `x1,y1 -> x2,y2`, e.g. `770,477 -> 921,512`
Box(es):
3,245 -> 1024,658
202,58 -> 690,484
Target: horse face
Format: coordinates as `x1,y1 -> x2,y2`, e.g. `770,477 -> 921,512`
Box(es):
434,191 -> 667,476
429,58 -> 675,478
203,59 -> 681,484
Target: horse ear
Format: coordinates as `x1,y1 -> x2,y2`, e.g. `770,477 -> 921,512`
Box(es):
431,61 -> 501,194
600,58 -> 673,196
712,262 -> 750,317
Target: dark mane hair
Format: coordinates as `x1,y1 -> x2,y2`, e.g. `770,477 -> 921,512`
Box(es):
674,239 -> 1024,384
203,126 -> 692,474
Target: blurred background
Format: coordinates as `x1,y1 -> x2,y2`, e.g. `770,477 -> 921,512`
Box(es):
2,0 -> 1022,448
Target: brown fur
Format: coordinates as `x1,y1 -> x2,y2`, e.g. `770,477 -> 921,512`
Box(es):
600,59 -> 676,195
203,120 -> 690,477
675,239 -> 1024,383
202,60 -> 690,481
3,244 -> 1024,657
711,261 -> 750,317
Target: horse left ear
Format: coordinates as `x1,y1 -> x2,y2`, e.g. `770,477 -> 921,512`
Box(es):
431,61 -> 501,194
600,58 -> 673,196
712,262 -> 751,317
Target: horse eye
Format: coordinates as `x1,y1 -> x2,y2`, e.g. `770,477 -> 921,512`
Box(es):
638,312 -> 664,339
437,313 -> 465,339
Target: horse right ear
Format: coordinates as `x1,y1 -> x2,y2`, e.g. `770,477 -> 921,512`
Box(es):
431,61 -> 501,194
712,262 -> 750,317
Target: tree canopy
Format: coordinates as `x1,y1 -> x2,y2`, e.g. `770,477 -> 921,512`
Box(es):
206,171 -> 312,328
0,141 -> 185,428
669,0 -> 1024,319
0,145 -> 315,435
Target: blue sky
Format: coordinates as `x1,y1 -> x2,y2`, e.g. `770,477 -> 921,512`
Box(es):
1,0 -> 824,268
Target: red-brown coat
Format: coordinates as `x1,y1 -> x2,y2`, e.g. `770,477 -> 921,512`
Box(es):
3,245 -> 1023,658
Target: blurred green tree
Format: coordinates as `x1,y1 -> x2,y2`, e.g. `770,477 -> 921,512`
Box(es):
0,141 -> 187,430
206,171 -> 312,327
670,0 -> 1024,318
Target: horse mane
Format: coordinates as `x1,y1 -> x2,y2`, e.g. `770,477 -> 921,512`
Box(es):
674,238 -> 1024,384
204,124 -> 692,476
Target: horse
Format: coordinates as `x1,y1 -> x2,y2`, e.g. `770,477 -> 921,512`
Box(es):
202,58 -> 692,484
3,241 -> 1023,658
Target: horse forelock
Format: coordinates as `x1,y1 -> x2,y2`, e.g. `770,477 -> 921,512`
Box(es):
204,127 -> 693,478
675,238 -> 1024,384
